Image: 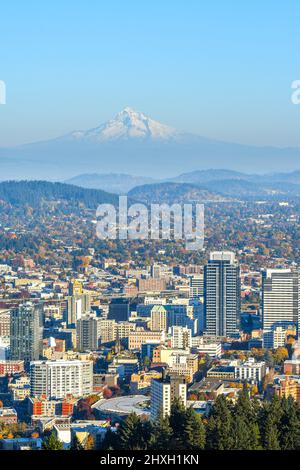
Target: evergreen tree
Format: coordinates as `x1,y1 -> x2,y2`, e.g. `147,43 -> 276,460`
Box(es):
140,419 -> 154,450
264,416 -> 281,450
233,388 -> 261,449
182,407 -> 205,450
70,434 -> 84,450
235,385 -> 253,421
42,432 -> 64,450
169,398 -> 187,449
118,413 -> 152,450
205,395 -> 234,450
280,396 -> 300,450
151,410 -> 173,450
100,428 -> 121,450
260,396 -> 282,450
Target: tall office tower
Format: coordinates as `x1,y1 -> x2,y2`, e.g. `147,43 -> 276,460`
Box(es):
204,251 -> 240,337
262,269 -> 300,347
66,294 -> 91,327
30,360 -> 93,399
108,298 -> 131,321
151,264 -> 161,279
150,373 -> 187,420
10,302 -> 43,364
150,305 -> 167,332
76,314 -> 101,351
189,275 -> 204,299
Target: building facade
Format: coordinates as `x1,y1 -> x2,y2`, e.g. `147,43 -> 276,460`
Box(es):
204,251 -> 240,337
262,269 -> 299,347
30,360 -> 93,399
10,302 -> 43,365
150,374 -> 187,420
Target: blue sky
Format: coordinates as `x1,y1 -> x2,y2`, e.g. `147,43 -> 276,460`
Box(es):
0,0 -> 300,146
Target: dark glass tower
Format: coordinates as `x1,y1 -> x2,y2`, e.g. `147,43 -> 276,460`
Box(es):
204,251 -> 240,337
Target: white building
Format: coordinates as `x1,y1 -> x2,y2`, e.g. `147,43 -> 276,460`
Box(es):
30,360 -> 93,399
170,326 -> 192,350
262,269 -> 299,347
150,375 -> 187,420
271,324 -> 296,349
234,358 -> 266,384
189,275 -> 204,299
191,336 -> 222,358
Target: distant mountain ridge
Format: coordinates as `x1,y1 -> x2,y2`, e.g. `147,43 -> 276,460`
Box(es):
65,169 -> 300,198
128,182 -> 231,204
171,169 -> 300,185
1,108 -> 300,180
0,180 -> 119,209
66,173 -> 156,194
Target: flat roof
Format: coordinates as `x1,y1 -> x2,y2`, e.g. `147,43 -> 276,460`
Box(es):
92,395 -> 150,416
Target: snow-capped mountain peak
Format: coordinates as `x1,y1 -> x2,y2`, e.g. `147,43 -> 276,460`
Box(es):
68,107 -> 180,142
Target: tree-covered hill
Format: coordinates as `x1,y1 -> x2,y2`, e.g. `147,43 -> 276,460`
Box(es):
0,180 -> 119,209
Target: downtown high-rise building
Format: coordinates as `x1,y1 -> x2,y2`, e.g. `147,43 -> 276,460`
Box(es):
150,373 -> 187,420
10,302 -> 43,365
189,275 -> 204,299
30,360 -> 93,399
76,314 -> 101,351
262,269 -> 300,347
204,251 -> 240,337
65,293 -> 91,327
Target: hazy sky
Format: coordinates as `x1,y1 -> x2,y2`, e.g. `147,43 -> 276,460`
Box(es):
1,0 -> 300,147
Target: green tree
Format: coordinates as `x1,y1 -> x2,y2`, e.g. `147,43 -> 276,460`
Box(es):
261,396 -> 283,450
151,410 -> 173,450
280,396 -> 300,450
118,413 -> 152,450
42,432 -> 64,450
264,417 -> 281,450
100,428 -> 121,450
206,395 -> 234,450
70,434 -> 84,450
234,388 -> 261,449
182,407 -> 205,450
143,356 -> 151,368
169,398 -> 187,449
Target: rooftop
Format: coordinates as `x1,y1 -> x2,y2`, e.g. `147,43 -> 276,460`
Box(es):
92,395 -> 150,417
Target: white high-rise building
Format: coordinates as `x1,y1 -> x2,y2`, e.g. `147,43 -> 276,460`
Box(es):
262,269 -> 300,347
189,275 -> 204,299
30,360 -> 93,399
150,374 -> 187,420
66,294 -> 91,327
170,326 -> 192,350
